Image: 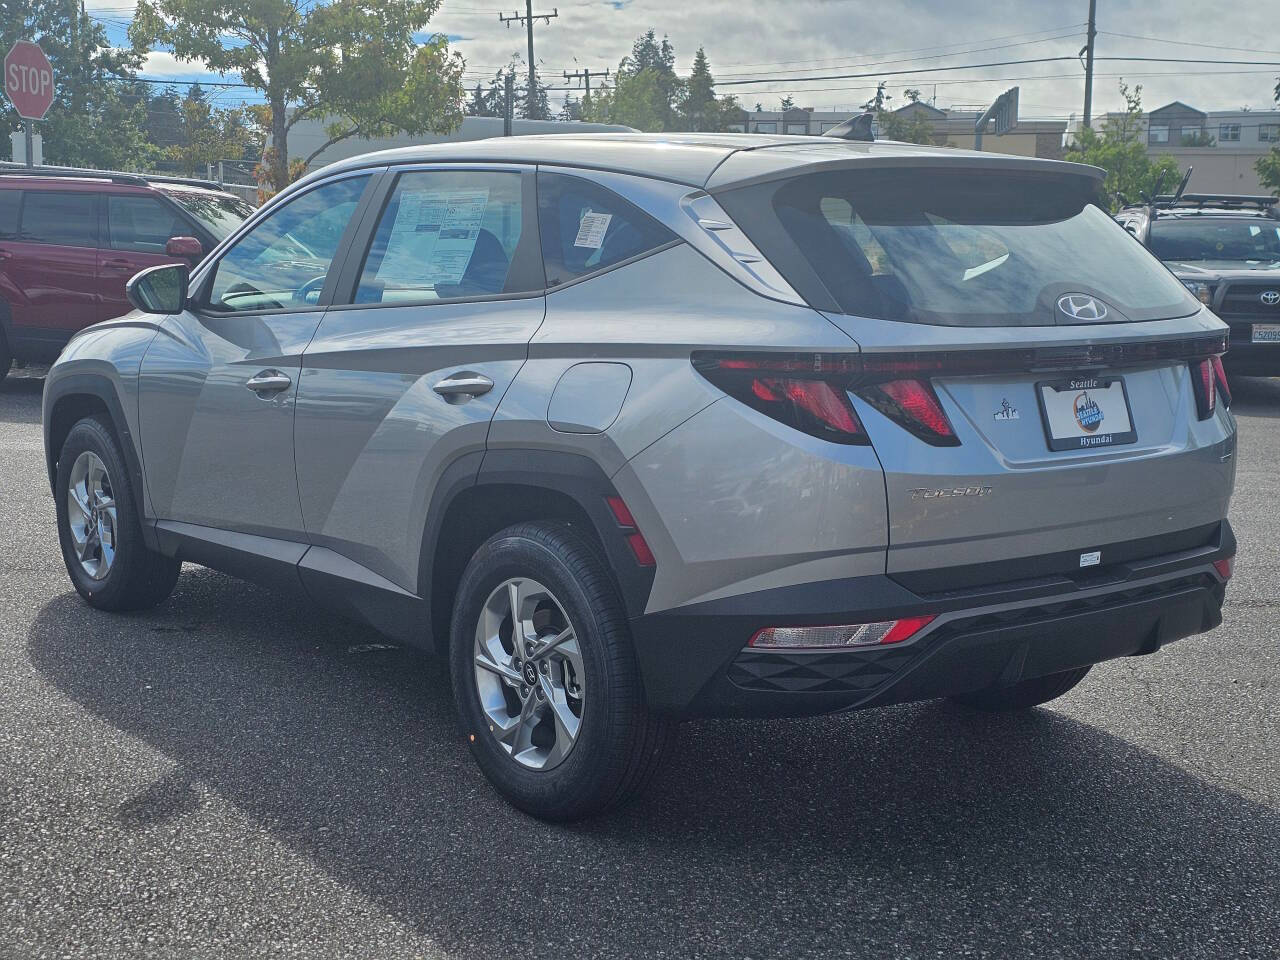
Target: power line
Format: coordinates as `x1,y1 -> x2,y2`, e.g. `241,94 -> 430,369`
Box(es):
714,55 -> 1280,88
1099,30 -> 1280,56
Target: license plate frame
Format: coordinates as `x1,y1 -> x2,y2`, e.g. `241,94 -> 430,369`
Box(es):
1035,374 -> 1137,452
1252,323 -> 1280,343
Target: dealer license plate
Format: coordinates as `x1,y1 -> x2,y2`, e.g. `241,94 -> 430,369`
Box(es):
1036,375 -> 1137,451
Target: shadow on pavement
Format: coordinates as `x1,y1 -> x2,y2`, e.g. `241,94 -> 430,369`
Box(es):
0,373 -> 44,425
27,571 -> 1280,958
1229,374 -> 1280,418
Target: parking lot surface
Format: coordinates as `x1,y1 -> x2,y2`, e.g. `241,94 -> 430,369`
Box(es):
1,366 -> 1277,959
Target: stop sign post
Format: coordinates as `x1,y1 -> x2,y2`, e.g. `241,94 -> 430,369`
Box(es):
4,41 -> 54,167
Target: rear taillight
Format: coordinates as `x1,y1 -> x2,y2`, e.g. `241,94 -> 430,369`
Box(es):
1191,358 -> 1217,420
1212,355 -> 1231,409
750,614 -> 936,649
858,378 -> 959,447
692,353 -> 868,445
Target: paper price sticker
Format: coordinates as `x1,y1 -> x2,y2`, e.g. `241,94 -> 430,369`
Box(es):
573,210 -> 613,249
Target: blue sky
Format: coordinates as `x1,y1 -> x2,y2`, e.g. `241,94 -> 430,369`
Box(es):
85,0 -> 1280,119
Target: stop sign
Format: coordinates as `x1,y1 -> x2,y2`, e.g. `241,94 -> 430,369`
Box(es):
5,41 -> 54,120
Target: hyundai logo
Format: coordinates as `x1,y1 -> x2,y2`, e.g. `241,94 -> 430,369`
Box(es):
1261,290 -> 1280,306
1058,294 -> 1109,321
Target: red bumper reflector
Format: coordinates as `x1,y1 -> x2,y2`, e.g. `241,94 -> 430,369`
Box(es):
605,496 -> 655,567
749,614 -> 937,649
1213,556 -> 1234,581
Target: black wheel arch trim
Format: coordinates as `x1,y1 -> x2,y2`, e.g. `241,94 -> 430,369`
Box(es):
43,372 -> 158,551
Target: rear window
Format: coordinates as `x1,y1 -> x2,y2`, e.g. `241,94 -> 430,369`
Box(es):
20,191 -> 97,247
718,168 -> 1196,326
1149,217 -> 1280,262
537,172 -> 677,287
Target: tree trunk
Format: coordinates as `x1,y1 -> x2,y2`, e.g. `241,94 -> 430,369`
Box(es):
270,92 -> 288,192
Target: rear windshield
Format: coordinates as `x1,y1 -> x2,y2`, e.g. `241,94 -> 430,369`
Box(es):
718,168 -> 1196,326
1149,216 -> 1280,262
164,190 -> 254,241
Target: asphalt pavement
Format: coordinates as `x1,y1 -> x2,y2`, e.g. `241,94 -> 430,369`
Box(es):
1,365 -> 1277,959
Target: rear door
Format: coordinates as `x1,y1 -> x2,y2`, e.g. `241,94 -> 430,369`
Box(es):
294,164 -> 545,592
717,162 -> 1236,583
4,188 -> 101,340
99,192 -> 198,320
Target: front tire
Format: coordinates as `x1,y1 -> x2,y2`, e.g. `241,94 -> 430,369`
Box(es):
55,416 -> 180,611
450,521 -> 674,821
950,665 -> 1091,711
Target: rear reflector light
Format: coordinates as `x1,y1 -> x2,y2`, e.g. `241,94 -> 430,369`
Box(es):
1212,355 -> 1231,409
858,379 -> 959,446
1192,358 -> 1216,420
605,496 -> 655,567
750,615 -> 937,649
1213,556 -> 1234,580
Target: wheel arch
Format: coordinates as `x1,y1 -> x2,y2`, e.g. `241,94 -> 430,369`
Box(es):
421,449 -> 656,657
43,373 -> 155,550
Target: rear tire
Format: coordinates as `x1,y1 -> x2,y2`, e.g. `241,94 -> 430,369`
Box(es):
950,666 -> 1091,711
55,415 -> 180,611
450,520 -> 675,821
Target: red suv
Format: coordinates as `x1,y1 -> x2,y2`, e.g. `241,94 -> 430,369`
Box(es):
0,167 -> 253,383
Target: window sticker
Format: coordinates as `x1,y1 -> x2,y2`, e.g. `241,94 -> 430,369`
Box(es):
382,188 -> 490,286
573,210 -> 613,249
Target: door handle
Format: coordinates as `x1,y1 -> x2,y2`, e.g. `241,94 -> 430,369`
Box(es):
246,370 -> 293,394
102,258 -> 134,271
432,372 -> 494,400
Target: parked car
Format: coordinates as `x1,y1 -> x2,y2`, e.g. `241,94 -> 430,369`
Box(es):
0,166 -> 253,381
42,133 -> 1236,820
1117,192 -> 1280,375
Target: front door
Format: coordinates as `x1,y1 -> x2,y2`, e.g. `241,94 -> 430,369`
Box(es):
98,192 -> 203,321
138,172 -> 376,539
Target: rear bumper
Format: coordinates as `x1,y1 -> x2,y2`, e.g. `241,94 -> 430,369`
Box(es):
630,521 -> 1233,718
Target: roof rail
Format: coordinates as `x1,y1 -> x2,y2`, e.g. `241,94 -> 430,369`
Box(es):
1152,192 -> 1279,210
0,163 -> 225,191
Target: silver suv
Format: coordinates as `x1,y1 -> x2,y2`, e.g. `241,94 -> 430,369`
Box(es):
42,133 -> 1237,820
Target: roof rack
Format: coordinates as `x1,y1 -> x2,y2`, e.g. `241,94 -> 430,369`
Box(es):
1152,192 -> 1279,210
0,163 -> 225,191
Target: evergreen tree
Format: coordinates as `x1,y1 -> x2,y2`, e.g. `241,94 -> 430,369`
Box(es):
678,47 -> 737,132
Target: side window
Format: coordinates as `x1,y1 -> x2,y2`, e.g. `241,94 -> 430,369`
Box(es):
207,175 -> 369,313
0,190 -> 19,240
108,195 -> 186,253
354,170 -> 526,304
537,172 -> 677,287
20,191 -> 97,247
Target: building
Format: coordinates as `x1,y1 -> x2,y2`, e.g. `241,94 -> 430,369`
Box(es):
1094,100 -> 1280,194
727,100 -> 1068,160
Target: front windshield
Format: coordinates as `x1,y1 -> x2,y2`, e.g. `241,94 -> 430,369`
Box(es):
721,168 -> 1197,326
164,190 -> 255,241
1149,216 -> 1280,262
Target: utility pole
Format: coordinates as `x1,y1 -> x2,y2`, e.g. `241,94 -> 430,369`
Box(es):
564,67 -> 608,110
499,2 -> 558,120
1081,0 -> 1098,127
503,72 -> 515,136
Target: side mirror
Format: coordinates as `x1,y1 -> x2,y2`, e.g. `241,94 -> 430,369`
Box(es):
165,235 -> 203,258
126,263 -> 189,315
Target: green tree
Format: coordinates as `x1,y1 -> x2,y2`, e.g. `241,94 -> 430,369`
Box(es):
862,81 -> 891,112
2,0 -> 153,168
678,47 -> 737,132
130,0 -> 466,192
615,29 -> 680,130
1064,81 -> 1180,211
1256,77 -> 1280,196
877,108 -> 936,145
166,86 -> 258,176
779,94 -> 795,111
476,57 -> 549,121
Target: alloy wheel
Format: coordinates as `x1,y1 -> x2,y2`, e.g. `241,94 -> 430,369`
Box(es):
473,577 -> 585,771
66,451 -> 117,581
